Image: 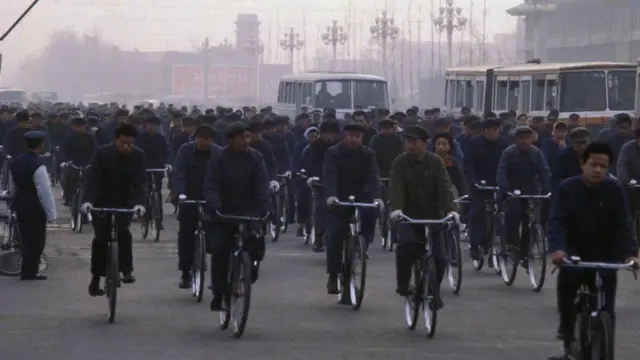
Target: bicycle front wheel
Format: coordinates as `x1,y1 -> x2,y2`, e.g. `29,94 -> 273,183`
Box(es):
76,189 -> 85,233
404,264 -> 421,330
581,311 -> 614,360
192,230 -> 206,303
423,257 -> 438,338
0,221 -> 22,277
446,224 -> 463,295
230,251 -> 252,338
527,223 -> 547,292
349,234 -> 367,311
106,242 -> 119,324
281,188 -> 289,233
152,191 -> 162,243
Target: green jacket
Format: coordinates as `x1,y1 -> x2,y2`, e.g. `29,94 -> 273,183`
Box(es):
389,151 -> 456,219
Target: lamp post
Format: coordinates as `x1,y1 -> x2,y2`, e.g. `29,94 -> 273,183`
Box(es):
245,37 -> 264,104
433,0 -> 467,68
219,37 -> 233,50
279,27 -> 304,71
321,20 -> 348,71
370,11 -> 399,78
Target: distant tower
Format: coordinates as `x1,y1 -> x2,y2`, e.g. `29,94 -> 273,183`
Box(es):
236,14 -> 260,49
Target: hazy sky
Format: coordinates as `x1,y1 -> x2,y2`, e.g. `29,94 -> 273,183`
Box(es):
0,0 -> 521,77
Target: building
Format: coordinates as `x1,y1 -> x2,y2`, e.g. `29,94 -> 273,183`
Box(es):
508,0 -> 640,62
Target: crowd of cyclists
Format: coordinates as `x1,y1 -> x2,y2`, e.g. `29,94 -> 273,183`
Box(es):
2,101 -> 640,359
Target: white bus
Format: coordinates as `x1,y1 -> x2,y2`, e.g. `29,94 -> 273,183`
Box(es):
444,64 -> 504,116
0,88 -> 30,107
275,72 -> 390,119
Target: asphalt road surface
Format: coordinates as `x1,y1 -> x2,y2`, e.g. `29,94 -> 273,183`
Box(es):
2,191 -> 640,360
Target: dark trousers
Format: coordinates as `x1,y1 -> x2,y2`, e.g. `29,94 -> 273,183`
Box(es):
17,211 -> 46,277
295,180 -> 310,223
62,167 -> 81,204
177,204 -> 198,272
503,199 -> 530,257
557,268 -> 617,345
209,222 -> 265,295
286,180 -> 296,223
325,208 -> 376,274
313,187 -> 326,239
395,223 -> 446,290
469,190 -> 491,248
90,213 -> 133,277
146,172 -> 164,220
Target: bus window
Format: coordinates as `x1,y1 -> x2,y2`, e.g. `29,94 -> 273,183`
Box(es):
495,80 -> 508,110
294,82 -> 303,104
558,72 -> 604,112
520,80 -> 531,114
314,80 -> 352,109
464,80 -> 474,109
545,78 -> 558,110
285,82 -> 294,103
446,80 -> 455,109
475,80 -> 485,113
302,82 -> 313,105
508,80 -> 520,111
454,80 -> 465,108
354,81 -> 388,108
277,83 -> 284,102
607,70 -> 635,111
532,76 -> 546,111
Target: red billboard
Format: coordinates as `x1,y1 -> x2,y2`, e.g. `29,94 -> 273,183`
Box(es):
171,65 -> 257,100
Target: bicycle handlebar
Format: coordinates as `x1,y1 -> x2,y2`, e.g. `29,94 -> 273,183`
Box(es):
474,181 -> 499,191
398,213 -> 456,225
146,168 -> 168,173
332,195 -> 380,208
506,190 -> 551,199
177,195 -> 206,205
90,207 -> 140,214
561,257 -> 635,270
628,179 -> 640,188
454,195 -> 469,203
215,211 -> 269,222
64,162 -> 89,171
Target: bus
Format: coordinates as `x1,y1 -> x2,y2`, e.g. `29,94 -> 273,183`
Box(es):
446,62 -> 636,128
31,91 -> 59,102
275,72 -> 390,119
0,88 -> 30,107
444,64 -> 504,116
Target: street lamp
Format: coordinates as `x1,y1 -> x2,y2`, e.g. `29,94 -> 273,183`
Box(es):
279,27 -> 304,68
244,37 -> 264,103
433,0 -> 467,68
321,20 -> 348,71
370,10 -> 399,77
219,38 -> 233,50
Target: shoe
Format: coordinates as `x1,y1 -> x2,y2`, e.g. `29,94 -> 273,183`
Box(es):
179,272 -> 191,289
296,227 -> 304,237
470,246 -> 481,261
312,243 -> 325,253
209,295 -> 223,311
396,285 -> 414,297
251,262 -> 260,283
326,274 -> 339,294
122,272 -> 136,284
88,276 -> 105,297
21,274 -> 47,281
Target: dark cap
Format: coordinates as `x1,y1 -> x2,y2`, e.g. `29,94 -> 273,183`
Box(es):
181,116 -> 195,126
514,126 -> 534,137
24,130 -> 46,140
70,117 -> 87,126
482,118 -> 502,128
343,123 -> 366,133
115,109 -> 130,117
379,118 -> 396,129
145,115 -> 161,125
434,118 -> 451,127
319,120 -> 340,134
568,127 -> 591,140
15,110 -> 30,122
403,125 -> 430,140
226,122 -> 250,138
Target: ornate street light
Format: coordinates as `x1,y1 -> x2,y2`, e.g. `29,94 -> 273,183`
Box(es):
370,10 -> 399,77
279,27 -> 304,66
321,20 -> 348,71
433,0 -> 467,68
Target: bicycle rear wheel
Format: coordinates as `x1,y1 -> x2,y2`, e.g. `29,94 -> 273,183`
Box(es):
140,203 -> 150,240
580,311 -> 614,360
0,221 -> 21,277
192,230 -> 206,303
76,189 -> 85,233
497,213 -> 518,285
281,188 -> 289,233
527,223 -> 547,292
152,191 -> 162,243
219,255 -> 232,330
404,264 -> 421,330
349,234 -> 367,311
69,192 -> 79,232
446,224 -> 463,295
270,195 -> 281,242
230,251 -> 252,338
106,241 -> 119,324
423,257 -> 438,338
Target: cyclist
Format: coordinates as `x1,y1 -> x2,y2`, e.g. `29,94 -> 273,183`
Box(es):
496,126 -> 550,260
427,118 -> 464,161
388,125 -> 458,307
369,118 -> 404,180
541,121 -> 568,175
248,120 -> 277,182
293,126 -> 319,237
203,122 -> 272,311
322,122 -> 383,294
291,112 -> 311,143
9,131 -> 57,280
173,125 -> 221,289
262,117 -> 290,225
616,127 -> 640,217
300,120 -> 340,252
463,118 -> 509,261
136,115 -> 171,229
433,132 -> 467,198
455,115 -> 482,151
604,113 -> 634,177
59,117 -> 98,206
547,142 -> 639,360
82,124 -> 147,296
88,115 -> 110,146
352,110 -> 378,146
4,110 -> 30,157
550,127 -> 591,193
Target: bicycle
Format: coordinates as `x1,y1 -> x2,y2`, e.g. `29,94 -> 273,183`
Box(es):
268,172 -> 290,242
50,146 -> 60,187
215,211 -> 269,338
472,181 -> 500,273
88,207 -> 140,324
496,190 -> 550,291
64,162 -> 90,233
378,178 -> 394,252
293,170 -> 312,244
330,196 -> 379,311
553,256 -> 636,360
0,196 -> 22,277
177,195 -> 207,303
141,168 -> 168,243
304,173 -> 322,246
627,179 -> 640,241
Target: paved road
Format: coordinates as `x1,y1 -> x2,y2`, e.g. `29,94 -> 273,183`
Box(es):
2,192 -> 640,360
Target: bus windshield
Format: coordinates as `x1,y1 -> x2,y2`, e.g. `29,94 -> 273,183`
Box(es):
31,91 -> 59,102
558,71 -> 606,112
0,90 -> 29,103
313,80 -> 388,109
607,70 -> 635,111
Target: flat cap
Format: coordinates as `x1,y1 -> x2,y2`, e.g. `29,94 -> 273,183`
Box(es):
403,125 -> 430,140
24,130 -> 46,140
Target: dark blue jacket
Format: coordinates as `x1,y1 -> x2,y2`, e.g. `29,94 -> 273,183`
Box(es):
0,120 -> 17,146
93,127 -> 111,146
462,136 -> 510,187
291,125 -> 306,143
9,152 -> 44,215
541,138 -> 568,174
550,147 -> 582,192
203,147 -> 272,215
496,145 -> 550,195
262,132 -> 290,174
455,133 -> 473,153
172,141 -> 221,200
322,143 -> 381,203
3,125 -> 28,157
292,140 -> 308,173
548,176 -> 637,261
60,131 -> 98,167
280,130 -> 297,157
250,138 -> 277,181
137,131 -> 171,169
427,137 -> 464,162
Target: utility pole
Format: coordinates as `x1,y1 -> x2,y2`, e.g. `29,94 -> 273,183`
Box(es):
202,38 -> 210,104
0,0 -> 40,41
